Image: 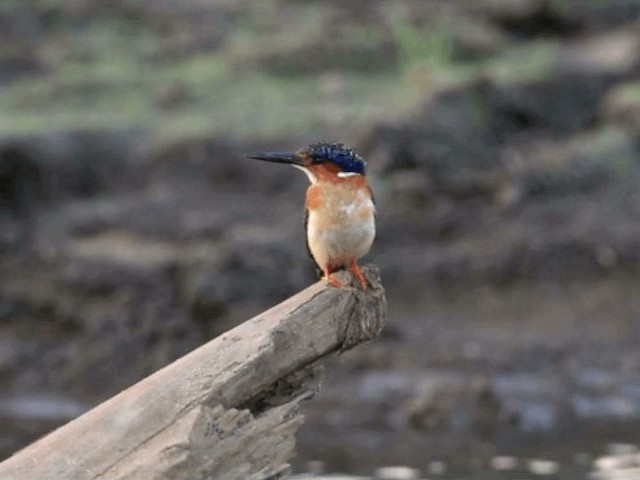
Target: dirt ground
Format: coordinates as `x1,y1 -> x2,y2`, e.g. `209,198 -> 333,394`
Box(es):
1,1 -> 640,478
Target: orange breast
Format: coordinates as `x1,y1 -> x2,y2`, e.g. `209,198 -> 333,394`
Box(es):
306,185 -> 323,210
305,164 -> 374,234
306,180 -> 373,229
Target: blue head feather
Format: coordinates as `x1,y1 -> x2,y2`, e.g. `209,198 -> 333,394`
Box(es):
305,142 -> 366,175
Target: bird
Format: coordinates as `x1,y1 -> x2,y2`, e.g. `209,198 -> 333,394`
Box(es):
247,142 -> 375,290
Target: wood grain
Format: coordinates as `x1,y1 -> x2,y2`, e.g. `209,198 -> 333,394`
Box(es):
0,266 -> 386,480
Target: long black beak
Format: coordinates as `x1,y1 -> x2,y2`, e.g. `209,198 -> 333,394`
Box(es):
246,151 -> 303,166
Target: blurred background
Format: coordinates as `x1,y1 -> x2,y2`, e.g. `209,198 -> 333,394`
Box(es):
1,0 -> 640,478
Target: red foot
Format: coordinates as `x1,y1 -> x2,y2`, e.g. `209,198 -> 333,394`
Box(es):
347,262 -> 369,291
323,264 -> 345,288
325,274 -> 344,288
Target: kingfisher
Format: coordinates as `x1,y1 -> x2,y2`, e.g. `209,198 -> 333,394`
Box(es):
248,142 -> 375,290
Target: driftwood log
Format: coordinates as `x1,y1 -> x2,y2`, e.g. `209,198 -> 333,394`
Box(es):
0,266 -> 386,480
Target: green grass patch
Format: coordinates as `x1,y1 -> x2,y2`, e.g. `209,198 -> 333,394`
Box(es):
615,81 -> 640,101
480,39 -> 558,82
388,12 -> 556,88
0,6 -> 559,140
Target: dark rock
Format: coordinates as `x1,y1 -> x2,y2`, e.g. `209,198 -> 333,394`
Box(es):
521,157 -> 612,199
46,129 -> 146,197
490,0 -> 582,37
205,240 -> 310,305
137,135 -> 284,190
552,0 -> 640,32
0,144 -> 44,216
483,75 -> 613,137
476,0 -> 640,37
0,129 -> 146,212
0,53 -> 45,86
359,85 -> 501,184
59,257 -> 173,296
600,82 -> 640,135
64,191 -> 227,240
187,272 -> 229,323
0,298 -> 27,322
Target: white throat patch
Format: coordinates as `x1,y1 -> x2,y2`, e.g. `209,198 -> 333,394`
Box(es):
293,164 -> 317,183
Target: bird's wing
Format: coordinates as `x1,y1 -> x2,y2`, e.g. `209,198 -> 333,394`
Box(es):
304,208 -> 322,278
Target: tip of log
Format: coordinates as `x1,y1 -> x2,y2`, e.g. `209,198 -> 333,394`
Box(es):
0,264 -> 387,480
331,264 -> 387,351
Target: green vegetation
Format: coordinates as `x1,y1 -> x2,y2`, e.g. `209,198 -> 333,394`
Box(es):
615,81 -> 640,101
390,13 -> 556,86
0,5 -> 559,139
392,19 -> 456,74
480,39 -> 558,82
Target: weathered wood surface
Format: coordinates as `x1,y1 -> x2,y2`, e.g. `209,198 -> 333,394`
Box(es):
0,266 -> 386,480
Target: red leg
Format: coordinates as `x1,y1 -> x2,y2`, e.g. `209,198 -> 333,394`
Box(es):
347,261 -> 369,290
323,265 -> 344,288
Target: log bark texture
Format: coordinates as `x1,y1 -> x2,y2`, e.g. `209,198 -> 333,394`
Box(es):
0,266 -> 386,480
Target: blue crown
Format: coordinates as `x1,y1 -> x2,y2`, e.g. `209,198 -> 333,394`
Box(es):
305,142 -> 366,175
